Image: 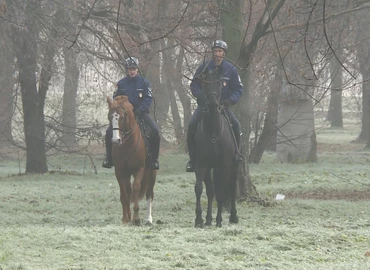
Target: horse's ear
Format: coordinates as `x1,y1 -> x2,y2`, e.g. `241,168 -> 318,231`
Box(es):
107,96 -> 113,107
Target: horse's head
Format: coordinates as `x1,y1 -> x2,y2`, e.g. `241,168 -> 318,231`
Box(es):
106,95 -> 135,144
201,68 -> 222,107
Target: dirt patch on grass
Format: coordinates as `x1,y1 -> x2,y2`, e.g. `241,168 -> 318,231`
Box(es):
286,189 -> 370,201
317,142 -> 366,153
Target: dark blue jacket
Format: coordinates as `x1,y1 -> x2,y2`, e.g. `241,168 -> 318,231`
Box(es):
190,59 -> 243,106
114,75 -> 153,113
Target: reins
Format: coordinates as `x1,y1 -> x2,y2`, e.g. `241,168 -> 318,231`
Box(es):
113,105 -> 142,161
201,97 -> 225,144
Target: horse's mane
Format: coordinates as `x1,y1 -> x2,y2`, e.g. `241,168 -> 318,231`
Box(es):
115,95 -> 132,109
107,95 -> 134,113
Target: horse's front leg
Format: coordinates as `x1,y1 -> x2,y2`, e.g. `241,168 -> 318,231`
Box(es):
115,169 -> 131,224
204,169 -> 214,226
194,168 -> 206,228
132,167 -> 145,226
125,180 -> 132,222
216,200 -> 223,227
214,173 -> 224,227
229,163 -> 239,224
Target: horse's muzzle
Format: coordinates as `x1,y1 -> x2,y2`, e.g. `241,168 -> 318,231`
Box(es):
112,137 -> 122,144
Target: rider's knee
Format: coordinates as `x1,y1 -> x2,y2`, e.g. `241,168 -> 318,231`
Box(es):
153,128 -> 160,139
105,127 -> 112,137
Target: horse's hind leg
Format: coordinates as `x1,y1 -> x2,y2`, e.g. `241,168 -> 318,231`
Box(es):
125,180 -> 132,222
229,199 -> 239,224
204,170 -> 214,226
194,168 -> 206,228
132,167 -> 145,226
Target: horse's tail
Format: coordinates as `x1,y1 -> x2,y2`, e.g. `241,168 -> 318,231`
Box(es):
131,177 -> 147,203
223,199 -> 231,213
212,166 -> 237,212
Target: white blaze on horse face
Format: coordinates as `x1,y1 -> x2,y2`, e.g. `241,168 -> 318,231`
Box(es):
111,111 -> 121,144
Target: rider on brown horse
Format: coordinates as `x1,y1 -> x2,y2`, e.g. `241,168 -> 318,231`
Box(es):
103,57 -> 160,170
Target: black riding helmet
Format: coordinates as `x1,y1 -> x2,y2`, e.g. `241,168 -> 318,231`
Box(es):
212,40 -> 228,53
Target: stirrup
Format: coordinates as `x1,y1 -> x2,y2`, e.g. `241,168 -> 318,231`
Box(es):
102,158 -> 113,168
235,154 -> 245,164
186,161 -> 195,172
152,160 -> 159,170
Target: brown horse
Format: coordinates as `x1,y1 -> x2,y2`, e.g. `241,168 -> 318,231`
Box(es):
106,95 -> 156,225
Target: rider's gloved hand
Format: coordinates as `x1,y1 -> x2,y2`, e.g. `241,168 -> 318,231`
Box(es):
134,108 -> 141,117
220,99 -> 232,107
133,108 -> 141,122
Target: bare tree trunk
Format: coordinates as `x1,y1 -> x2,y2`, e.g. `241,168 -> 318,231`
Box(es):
326,1 -> 350,128
162,41 -> 184,144
307,130 -> 318,162
219,0 -> 252,199
218,0 -> 286,199
327,51 -> 343,128
249,72 -> 280,163
162,39 -> 192,146
351,1 -> 370,142
355,7 -> 370,147
0,31 -> 15,146
61,46 -> 79,147
11,2 -> 48,173
360,79 -> 370,140
367,83 -> 370,148
174,45 -> 192,146
144,42 -> 170,144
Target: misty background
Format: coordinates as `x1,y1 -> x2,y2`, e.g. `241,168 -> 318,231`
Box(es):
1,0 -> 370,177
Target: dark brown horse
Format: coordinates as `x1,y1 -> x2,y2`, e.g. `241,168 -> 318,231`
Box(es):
194,68 -> 239,227
106,95 -> 156,225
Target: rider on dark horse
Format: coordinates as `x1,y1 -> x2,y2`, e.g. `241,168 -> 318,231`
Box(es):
186,40 -> 244,172
102,57 -> 160,170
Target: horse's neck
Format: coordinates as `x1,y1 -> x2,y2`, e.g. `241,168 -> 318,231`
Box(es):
123,113 -> 140,140
203,106 -> 223,136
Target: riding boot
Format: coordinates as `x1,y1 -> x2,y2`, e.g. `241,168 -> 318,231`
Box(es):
233,127 -> 245,164
102,133 -> 113,168
150,139 -> 160,170
186,131 -> 196,172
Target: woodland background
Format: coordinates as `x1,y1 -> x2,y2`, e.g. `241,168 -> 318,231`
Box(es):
1,0 -> 370,177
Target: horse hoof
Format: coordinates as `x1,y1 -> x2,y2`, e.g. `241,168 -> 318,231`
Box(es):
230,215 -> 239,224
205,220 -> 212,226
216,222 -> 222,228
145,221 -> 153,226
133,219 -> 141,226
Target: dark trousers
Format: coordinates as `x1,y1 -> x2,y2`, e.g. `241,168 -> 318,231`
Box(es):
140,112 -> 160,161
105,112 -> 160,162
187,106 -> 241,161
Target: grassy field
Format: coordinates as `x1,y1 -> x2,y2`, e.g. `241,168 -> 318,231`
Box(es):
1,126 -> 370,269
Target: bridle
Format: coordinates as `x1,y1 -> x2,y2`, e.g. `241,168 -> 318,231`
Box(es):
111,105 -> 142,160
204,92 -> 223,113
112,106 -> 134,144
201,83 -> 225,144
